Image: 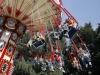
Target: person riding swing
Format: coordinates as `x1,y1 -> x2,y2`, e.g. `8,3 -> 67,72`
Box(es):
72,57 -> 82,71
26,32 -> 45,48
77,47 -> 92,68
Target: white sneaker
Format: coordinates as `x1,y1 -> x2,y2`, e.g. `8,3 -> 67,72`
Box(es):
88,71 -> 92,74
85,64 -> 88,68
63,34 -> 69,38
42,68 -> 46,71
89,62 -> 92,66
51,66 -> 54,71
62,68 -> 65,73
59,67 -> 62,70
51,69 -> 54,71
54,36 -> 59,39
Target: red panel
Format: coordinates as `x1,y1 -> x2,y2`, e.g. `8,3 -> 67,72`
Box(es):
21,15 -> 29,21
7,6 -> 12,15
15,10 -> 21,17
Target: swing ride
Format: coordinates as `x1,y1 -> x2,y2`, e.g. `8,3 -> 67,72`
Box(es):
0,0 -> 92,75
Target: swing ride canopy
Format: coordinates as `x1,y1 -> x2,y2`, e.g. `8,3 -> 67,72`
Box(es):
1,0 -> 62,31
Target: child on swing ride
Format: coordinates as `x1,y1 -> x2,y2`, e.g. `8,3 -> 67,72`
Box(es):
26,32 -> 45,47
54,49 -> 65,72
39,55 -> 47,71
33,32 -> 45,43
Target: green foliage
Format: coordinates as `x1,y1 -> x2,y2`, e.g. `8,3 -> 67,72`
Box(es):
78,22 -> 95,45
77,23 -> 100,75
13,59 -> 36,75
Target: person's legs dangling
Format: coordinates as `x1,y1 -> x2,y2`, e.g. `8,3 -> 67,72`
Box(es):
63,30 -> 69,38
81,57 -> 87,68
59,31 -> 64,40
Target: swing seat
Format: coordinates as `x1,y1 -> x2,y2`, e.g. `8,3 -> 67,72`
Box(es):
68,27 -> 78,38
33,40 -> 44,48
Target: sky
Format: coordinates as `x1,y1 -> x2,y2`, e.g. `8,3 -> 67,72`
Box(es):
62,0 -> 100,30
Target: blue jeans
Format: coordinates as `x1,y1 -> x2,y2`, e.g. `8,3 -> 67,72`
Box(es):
55,61 -> 60,67
29,59 -> 36,64
81,56 -> 91,65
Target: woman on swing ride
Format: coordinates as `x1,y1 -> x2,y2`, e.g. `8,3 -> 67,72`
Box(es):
68,48 -> 82,71
72,57 -> 82,71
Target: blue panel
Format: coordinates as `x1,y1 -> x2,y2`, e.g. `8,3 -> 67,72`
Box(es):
33,40 -> 44,48
68,28 -> 78,38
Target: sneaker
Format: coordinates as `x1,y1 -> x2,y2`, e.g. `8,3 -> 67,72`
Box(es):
63,34 -> 69,38
89,62 -> 92,66
42,68 -> 46,71
85,64 -> 88,68
59,67 -> 62,70
62,68 -> 65,73
51,69 -> 54,71
25,44 -> 30,47
88,71 -> 92,74
54,36 -> 59,40
51,66 -> 54,71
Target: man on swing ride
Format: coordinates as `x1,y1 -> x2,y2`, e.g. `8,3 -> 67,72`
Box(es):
77,47 -> 92,68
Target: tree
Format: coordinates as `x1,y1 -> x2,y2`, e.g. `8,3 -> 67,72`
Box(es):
91,23 -> 100,75
78,22 -> 95,45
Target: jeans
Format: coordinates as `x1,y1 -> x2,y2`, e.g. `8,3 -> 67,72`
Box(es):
55,61 -> 60,67
81,56 -> 91,65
